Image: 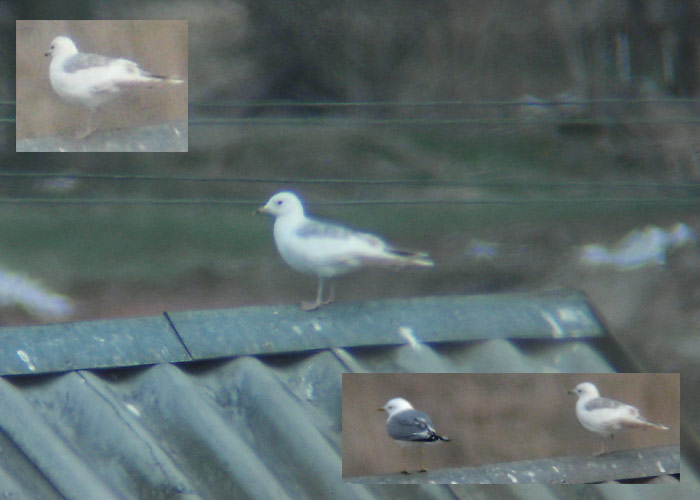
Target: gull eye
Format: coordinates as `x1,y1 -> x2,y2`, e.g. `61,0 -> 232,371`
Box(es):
276,200 -> 283,205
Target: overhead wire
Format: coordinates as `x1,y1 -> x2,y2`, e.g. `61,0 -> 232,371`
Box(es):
0,172 -> 698,190
3,97 -> 700,125
187,116 -> 700,126
193,97 -> 700,107
4,99 -> 699,205
0,196 -> 697,208
3,97 -> 700,107
7,116 -> 700,125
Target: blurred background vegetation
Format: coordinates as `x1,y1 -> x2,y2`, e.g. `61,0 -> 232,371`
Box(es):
0,1 -> 698,379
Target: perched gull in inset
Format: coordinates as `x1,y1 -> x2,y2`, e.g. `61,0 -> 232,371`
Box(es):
378,397 -> 449,473
256,191 -> 434,311
568,382 -> 669,455
44,36 -> 183,138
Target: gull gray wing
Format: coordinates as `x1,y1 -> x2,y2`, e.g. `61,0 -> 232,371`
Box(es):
584,397 -> 625,411
387,410 -> 438,442
296,219 -> 382,247
62,52 -> 122,73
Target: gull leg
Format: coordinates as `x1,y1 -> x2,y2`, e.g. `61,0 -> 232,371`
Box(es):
301,277 -> 335,311
322,279 -> 336,306
418,446 -> 428,472
595,435 -> 611,456
76,109 -> 96,139
595,438 -> 605,456
400,447 -> 410,474
301,276 -> 325,311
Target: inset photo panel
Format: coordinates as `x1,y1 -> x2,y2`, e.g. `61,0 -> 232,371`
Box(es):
16,20 -> 188,152
342,373 -> 680,484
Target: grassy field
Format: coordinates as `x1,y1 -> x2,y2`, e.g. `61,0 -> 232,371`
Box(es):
2,193 -> 693,288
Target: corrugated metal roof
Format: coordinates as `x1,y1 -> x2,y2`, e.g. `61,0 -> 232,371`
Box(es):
0,292 -> 697,499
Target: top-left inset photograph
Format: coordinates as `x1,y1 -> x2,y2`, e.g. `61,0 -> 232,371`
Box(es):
16,20 -> 188,152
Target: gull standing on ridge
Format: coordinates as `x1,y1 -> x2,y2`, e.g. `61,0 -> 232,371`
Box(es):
378,397 -> 450,473
45,36 -> 184,138
256,191 -> 434,311
568,382 -> 669,455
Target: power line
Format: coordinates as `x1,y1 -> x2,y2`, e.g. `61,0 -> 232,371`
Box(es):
3,97 -> 700,108
3,97 -> 700,126
1,171 -> 699,190
8,116 -> 700,125
187,116 -> 700,126
0,197 -> 256,206
192,96 -> 700,109
0,196 -> 697,207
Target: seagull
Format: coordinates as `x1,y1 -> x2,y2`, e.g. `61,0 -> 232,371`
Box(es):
256,191 -> 434,311
378,397 -> 450,473
568,382 -> 669,455
44,36 -> 184,138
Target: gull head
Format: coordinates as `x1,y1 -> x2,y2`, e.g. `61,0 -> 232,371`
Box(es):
256,191 -> 305,218
378,397 -> 414,418
568,382 -> 600,399
45,36 -> 78,59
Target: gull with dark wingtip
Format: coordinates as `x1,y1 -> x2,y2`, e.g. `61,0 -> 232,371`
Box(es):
45,35 -> 183,138
256,191 -> 433,311
378,397 -> 450,473
568,382 -> 669,455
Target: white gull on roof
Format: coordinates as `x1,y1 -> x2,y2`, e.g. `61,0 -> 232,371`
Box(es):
44,35 -> 183,138
568,382 -> 669,455
378,397 -> 449,473
256,191 -> 433,311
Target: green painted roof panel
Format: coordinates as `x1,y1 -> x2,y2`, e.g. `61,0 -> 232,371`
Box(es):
0,316 -> 191,375
169,291 -> 605,360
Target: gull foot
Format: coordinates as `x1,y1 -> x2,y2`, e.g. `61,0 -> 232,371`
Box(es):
301,300 -> 321,311
300,298 -> 333,311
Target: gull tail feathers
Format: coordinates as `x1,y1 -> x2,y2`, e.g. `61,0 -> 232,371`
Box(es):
160,75 -> 184,84
142,71 -> 184,84
387,248 -> 434,267
116,74 -> 184,89
152,76 -> 184,84
623,417 -> 669,431
643,419 -> 669,431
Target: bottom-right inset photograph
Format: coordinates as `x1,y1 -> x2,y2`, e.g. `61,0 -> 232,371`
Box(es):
342,372 -> 680,484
